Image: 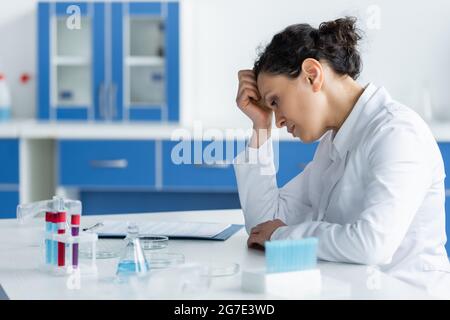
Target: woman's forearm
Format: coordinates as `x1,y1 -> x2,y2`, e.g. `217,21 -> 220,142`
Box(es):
249,127 -> 272,149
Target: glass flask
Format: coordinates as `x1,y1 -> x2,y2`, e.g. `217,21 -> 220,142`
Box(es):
116,223 -> 150,278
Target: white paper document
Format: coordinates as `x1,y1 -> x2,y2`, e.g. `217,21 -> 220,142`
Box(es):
95,220 -> 232,238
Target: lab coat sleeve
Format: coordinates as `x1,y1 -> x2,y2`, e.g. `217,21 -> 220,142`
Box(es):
233,137 -> 315,234
271,126 -> 432,265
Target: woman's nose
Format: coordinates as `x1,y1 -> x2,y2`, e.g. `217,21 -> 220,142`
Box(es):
275,112 -> 286,128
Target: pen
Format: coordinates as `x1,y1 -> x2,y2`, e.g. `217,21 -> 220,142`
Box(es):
82,222 -> 103,232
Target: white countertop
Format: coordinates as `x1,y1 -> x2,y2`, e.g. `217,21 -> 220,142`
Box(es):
1,119 -> 450,141
0,209 -> 432,300
0,120 -> 296,141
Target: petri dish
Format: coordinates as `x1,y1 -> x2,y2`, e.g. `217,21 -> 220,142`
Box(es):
80,235 -> 168,259
203,262 -> 240,277
145,252 -> 185,269
80,239 -> 122,259
139,235 -> 169,250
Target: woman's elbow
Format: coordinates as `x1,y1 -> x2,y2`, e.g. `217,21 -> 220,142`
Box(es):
360,249 -> 393,266
357,238 -> 396,265
351,222 -> 397,266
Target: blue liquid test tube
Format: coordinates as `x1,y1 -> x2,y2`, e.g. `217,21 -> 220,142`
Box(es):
45,212 -> 52,265
52,213 -> 58,265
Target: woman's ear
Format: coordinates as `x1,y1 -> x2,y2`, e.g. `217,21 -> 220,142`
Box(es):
301,58 -> 323,92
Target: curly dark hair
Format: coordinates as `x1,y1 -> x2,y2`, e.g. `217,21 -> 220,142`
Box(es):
253,16 -> 363,80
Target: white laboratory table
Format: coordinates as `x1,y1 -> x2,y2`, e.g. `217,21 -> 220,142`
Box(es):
0,209 -> 432,300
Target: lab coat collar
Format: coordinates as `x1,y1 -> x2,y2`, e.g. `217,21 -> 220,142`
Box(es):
331,82 -> 387,160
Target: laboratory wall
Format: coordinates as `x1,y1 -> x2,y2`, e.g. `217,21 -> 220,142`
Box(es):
0,0 -> 449,124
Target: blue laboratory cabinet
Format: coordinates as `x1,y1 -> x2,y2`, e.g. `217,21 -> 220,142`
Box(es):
37,1 -> 180,122
0,139 -> 19,218
56,139 -> 318,215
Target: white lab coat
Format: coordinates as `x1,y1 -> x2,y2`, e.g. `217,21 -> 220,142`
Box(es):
234,83 -> 450,298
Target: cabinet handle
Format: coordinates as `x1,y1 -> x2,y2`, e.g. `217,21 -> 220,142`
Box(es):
445,189 -> 450,197
109,83 -> 117,119
90,159 -> 128,169
99,83 -> 106,120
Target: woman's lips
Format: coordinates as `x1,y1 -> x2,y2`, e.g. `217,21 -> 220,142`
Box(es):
288,125 -> 296,136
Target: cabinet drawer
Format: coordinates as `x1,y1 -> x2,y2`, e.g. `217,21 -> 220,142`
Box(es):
275,141 -> 318,187
162,139 -> 318,190
163,140 -> 245,191
58,140 -> 156,188
0,191 -> 19,219
0,139 -> 19,184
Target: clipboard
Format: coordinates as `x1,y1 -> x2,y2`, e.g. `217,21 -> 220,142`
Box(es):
165,224 -> 244,241
96,224 -> 244,241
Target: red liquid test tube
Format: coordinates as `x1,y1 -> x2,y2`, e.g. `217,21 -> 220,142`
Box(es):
57,211 -> 66,267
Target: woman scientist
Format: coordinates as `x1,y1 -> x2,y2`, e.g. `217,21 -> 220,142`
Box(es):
233,17 -> 450,297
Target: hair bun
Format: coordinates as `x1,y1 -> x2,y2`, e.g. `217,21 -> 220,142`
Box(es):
253,16 -> 363,80
318,16 -> 361,49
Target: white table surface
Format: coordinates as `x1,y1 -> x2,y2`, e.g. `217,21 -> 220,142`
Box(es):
0,209 -> 432,300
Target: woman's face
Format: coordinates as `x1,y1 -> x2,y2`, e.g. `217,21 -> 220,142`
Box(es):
257,71 -> 329,143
